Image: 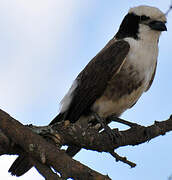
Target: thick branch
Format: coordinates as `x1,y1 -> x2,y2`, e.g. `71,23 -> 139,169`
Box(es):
28,114 -> 172,168
32,116 -> 172,153
0,109 -> 110,180
32,159 -> 63,180
0,108 -> 172,179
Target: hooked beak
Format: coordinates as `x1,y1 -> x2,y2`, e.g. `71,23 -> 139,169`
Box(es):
148,20 -> 167,31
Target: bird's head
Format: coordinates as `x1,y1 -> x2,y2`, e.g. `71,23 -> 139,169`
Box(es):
116,5 -> 167,40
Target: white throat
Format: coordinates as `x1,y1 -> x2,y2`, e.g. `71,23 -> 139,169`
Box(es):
138,24 -> 161,43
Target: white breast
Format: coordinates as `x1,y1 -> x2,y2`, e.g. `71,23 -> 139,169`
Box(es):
92,34 -> 159,118
124,33 -> 158,89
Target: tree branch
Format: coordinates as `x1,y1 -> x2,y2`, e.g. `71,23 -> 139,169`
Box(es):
31,115 -> 172,152
0,109 -> 110,180
0,108 -> 172,179
32,159 -> 63,180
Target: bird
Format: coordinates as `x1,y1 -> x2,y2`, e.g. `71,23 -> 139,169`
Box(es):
9,5 -> 167,177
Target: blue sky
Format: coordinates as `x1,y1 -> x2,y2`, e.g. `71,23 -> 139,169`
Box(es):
0,1 -> 172,179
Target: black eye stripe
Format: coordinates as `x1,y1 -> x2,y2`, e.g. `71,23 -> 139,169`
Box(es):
140,15 -> 150,21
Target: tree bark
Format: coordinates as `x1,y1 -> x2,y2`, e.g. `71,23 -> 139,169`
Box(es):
0,109 -> 171,179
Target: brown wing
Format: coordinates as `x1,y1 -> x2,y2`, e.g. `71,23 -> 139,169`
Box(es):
61,40 -> 130,123
145,61 -> 157,92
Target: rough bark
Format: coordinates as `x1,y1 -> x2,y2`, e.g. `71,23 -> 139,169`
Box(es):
0,109 -> 171,179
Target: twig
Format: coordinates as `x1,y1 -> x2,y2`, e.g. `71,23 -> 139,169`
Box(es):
108,116 -> 139,127
110,151 -> 136,168
165,0 -> 172,16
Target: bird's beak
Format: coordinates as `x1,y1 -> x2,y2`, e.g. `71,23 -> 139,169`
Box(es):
148,20 -> 167,31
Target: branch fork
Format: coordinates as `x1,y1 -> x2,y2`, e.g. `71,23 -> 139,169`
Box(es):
0,109 -> 172,179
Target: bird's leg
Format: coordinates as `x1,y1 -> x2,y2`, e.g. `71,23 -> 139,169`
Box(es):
93,112 -> 119,141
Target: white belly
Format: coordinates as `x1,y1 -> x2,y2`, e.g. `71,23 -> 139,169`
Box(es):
92,83 -> 145,117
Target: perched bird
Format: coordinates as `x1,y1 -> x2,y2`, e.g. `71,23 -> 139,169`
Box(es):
9,5 -> 167,177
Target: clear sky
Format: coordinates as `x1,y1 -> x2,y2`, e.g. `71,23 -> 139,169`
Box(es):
0,1 -> 172,180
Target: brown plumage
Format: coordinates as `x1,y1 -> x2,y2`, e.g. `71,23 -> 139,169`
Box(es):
9,5 -> 167,177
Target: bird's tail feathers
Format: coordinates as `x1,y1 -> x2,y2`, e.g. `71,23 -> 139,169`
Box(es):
66,146 -> 81,157
8,155 -> 32,177
8,113 -> 70,177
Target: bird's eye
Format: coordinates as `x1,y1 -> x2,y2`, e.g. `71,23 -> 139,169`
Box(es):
140,15 -> 150,21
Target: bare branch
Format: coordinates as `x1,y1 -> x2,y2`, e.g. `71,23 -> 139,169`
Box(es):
0,108 -> 172,178
28,114 -> 172,169
33,159 -> 63,180
108,116 -> 139,127
0,109 -> 111,180
165,0 -> 172,16
109,151 -> 136,168
35,116 -> 172,152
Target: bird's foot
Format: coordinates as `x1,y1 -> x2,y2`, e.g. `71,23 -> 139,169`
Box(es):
93,112 -> 119,142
